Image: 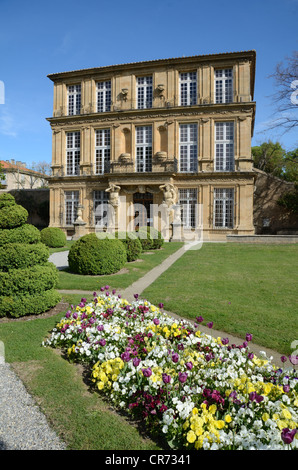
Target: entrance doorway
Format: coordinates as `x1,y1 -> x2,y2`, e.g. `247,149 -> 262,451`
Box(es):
133,192 -> 153,228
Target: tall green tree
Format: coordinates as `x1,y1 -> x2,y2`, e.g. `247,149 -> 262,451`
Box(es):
252,141 -> 297,182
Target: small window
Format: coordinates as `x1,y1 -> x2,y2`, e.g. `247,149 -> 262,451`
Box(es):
179,72 -> 197,106
137,76 -> 153,109
135,126 -> 152,172
67,84 -> 81,115
97,81 -> 111,112
65,191 -> 79,225
215,69 -> 233,104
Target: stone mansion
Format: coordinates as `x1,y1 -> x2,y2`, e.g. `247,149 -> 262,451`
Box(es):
47,50 -> 256,241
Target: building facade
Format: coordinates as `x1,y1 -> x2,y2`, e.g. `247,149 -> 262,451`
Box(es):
47,50 -> 256,241
0,159 -> 49,192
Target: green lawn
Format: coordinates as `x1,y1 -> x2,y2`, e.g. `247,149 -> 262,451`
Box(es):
57,242 -> 184,291
142,243 -> 298,355
0,293 -> 161,451
48,240 -> 75,254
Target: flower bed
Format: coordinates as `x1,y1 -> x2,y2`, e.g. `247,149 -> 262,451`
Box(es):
43,288 -> 298,450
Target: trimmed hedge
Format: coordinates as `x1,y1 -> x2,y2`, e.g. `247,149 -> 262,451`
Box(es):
0,262 -> 58,296
0,204 -> 28,229
0,193 -> 16,209
68,233 -> 127,275
0,224 -> 41,247
136,226 -> 164,250
115,231 -> 142,261
41,227 -> 66,248
0,242 -> 49,272
0,193 -> 60,318
0,289 -> 62,318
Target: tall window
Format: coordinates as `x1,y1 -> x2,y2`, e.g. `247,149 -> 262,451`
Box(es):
215,122 -> 234,171
66,131 -> 80,176
95,129 -> 110,175
213,188 -> 234,228
137,76 -> 153,109
179,72 -> 197,106
65,191 -> 79,225
97,80 -> 111,112
215,69 -> 233,104
179,123 -> 198,172
93,190 -> 109,226
67,85 -> 81,115
179,188 -> 197,229
136,126 -> 152,172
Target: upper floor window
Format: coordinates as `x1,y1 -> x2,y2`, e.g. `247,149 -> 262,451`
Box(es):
215,68 -> 233,104
215,122 -> 234,171
136,126 -> 152,172
213,188 -> 234,228
67,84 -> 81,115
137,76 -> 153,109
179,72 -> 197,106
66,131 -> 80,176
179,123 -> 198,172
95,129 -> 110,175
97,80 -> 111,112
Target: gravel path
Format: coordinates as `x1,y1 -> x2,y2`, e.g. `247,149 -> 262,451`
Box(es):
0,364 -> 65,450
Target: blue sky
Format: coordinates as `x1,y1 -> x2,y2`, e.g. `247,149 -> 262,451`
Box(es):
0,0 -> 297,167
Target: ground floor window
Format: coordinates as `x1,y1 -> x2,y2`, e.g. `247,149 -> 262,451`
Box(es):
93,190 -> 109,226
213,188 -> 234,228
178,188 -> 197,228
65,191 -> 79,225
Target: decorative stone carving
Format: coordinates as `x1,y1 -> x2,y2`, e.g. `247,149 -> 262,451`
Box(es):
159,183 -> 178,207
105,183 -> 121,207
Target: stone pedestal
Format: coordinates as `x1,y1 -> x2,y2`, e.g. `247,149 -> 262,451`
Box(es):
72,204 -> 87,240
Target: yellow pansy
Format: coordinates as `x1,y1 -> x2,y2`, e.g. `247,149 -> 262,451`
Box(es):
225,415 -> 232,423
186,430 -> 196,443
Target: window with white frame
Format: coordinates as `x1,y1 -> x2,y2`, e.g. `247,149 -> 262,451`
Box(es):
67,85 -> 81,115
215,122 -> 234,171
65,191 -> 79,225
179,72 -> 197,106
178,188 -> 197,229
93,190 -> 109,226
215,69 -> 233,104
213,188 -> 234,228
136,126 -> 152,172
137,76 -> 153,109
179,123 -> 198,172
97,80 -> 111,112
66,131 -> 80,176
95,129 -> 110,175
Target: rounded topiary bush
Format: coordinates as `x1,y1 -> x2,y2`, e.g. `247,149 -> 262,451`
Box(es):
115,231 -> 142,262
0,224 -> 41,247
0,193 -> 61,318
41,227 -> 66,248
68,233 -> 127,275
136,226 -> 164,250
0,204 -> 28,229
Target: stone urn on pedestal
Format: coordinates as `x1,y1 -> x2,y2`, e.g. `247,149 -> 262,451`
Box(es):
72,204 -> 87,240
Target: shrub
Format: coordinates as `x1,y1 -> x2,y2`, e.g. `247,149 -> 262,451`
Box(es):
0,263 -> 58,296
41,227 -> 66,248
0,242 -> 49,272
136,226 -> 164,250
0,193 -> 16,209
0,224 -> 41,247
114,231 -> 142,262
0,194 -> 61,317
0,204 -> 28,229
68,233 -> 127,275
0,289 -> 62,318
